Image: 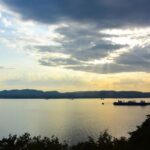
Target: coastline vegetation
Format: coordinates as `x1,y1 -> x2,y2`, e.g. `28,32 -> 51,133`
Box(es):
0,115 -> 150,150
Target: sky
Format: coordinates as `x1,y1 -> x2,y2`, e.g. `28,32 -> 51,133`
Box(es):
0,0 -> 150,92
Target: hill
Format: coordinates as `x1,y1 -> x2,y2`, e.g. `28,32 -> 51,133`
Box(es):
0,89 -> 150,99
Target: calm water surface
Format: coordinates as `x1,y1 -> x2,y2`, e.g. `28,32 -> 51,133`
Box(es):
0,98 -> 150,144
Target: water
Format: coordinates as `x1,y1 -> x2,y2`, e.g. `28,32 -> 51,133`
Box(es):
0,98 -> 149,145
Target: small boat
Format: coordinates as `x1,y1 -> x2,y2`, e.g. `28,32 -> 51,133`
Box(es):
113,100 -> 150,106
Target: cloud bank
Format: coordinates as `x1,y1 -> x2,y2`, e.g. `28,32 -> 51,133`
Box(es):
0,0 -> 150,74
1,0 -> 150,27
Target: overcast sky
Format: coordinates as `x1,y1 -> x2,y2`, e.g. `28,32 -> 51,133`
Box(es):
0,0 -> 150,91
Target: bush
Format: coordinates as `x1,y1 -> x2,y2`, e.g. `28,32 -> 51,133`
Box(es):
0,115 -> 150,150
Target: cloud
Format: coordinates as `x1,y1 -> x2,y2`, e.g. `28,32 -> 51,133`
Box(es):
66,46 -> 150,74
39,57 -> 81,67
0,66 -> 14,69
38,30 -> 150,74
0,2 -> 150,75
35,23 -> 127,68
0,66 -> 4,69
1,17 -> 12,27
35,24 -> 150,74
1,0 -> 150,27
2,74 -> 88,91
116,46 -> 150,69
66,63 -> 138,74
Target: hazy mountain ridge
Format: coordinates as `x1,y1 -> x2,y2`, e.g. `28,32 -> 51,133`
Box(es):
0,89 -> 150,99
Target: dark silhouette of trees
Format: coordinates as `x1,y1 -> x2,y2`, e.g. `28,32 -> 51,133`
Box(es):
71,131 -> 127,150
0,134 -> 68,150
128,115 -> 150,150
0,115 -> 150,150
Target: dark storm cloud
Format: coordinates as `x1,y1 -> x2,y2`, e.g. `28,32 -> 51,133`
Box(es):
55,25 -> 126,60
66,62 -> 150,74
38,44 -> 150,74
35,24 -> 126,62
36,42 -> 124,61
67,46 -> 150,74
39,57 -> 81,66
66,64 -> 141,74
2,0 -> 150,74
116,46 -> 150,68
1,0 -> 150,27
34,22 -> 150,74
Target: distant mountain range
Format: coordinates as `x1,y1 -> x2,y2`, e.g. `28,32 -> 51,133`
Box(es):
0,89 -> 150,99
